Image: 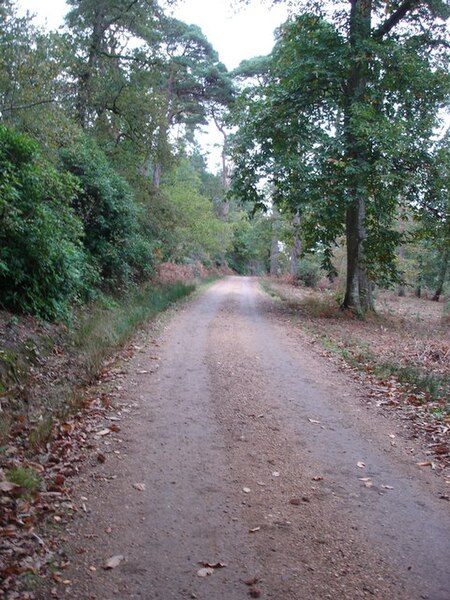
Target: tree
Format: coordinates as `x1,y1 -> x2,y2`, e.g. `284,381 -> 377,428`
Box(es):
0,2 -> 68,132
65,0 -> 163,128
411,132 -> 450,301
160,156 -> 232,262
150,17 -> 234,186
232,1 -> 449,314
228,212 -> 273,274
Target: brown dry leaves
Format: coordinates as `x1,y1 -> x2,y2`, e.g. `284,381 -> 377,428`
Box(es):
0,393 -> 119,598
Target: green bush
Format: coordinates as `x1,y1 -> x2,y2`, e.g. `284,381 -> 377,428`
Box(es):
295,256 -> 322,288
60,137 -> 155,288
0,125 -> 88,320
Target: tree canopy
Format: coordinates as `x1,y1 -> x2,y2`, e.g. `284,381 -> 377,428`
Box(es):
231,0 -> 449,312
0,0 -> 238,320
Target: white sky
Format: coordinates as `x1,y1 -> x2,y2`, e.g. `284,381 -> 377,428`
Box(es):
16,0 -> 289,170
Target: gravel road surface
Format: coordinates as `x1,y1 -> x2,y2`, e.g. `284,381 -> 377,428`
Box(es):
60,277 -> 450,600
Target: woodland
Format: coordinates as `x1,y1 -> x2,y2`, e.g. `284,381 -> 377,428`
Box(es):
0,0 -> 448,322
0,2 -> 449,595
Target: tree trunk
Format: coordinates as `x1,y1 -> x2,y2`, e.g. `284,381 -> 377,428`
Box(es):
270,206 -> 280,277
76,5 -> 107,128
432,249 -> 449,302
397,244 -> 406,296
416,255 -> 423,298
343,197 -> 372,311
342,0 -> 374,314
290,212 -> 301,278
152,162 -> 161,188
212,109 -> 230,222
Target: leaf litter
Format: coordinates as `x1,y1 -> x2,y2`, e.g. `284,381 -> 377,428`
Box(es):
0,388 -> 130,598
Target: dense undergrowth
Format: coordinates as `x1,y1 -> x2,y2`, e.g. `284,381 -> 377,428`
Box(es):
0,125 -> 157,321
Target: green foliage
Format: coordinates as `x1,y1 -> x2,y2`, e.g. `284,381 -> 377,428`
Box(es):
59,135 -> 155,288
74,281 -> 195,377
296,256 -> 322,288
161,157 -> 232,262
228,212 -> 272,274
231,4 -> 450,310
0,125 -> 88,320
7,467 -> 42,492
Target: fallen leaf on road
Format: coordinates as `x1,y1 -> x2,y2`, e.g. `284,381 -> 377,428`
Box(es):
382,485 -> 394,490
197,567 -> 214,577
359,477 -> 371,482
417,461 -> 432,467
0,481 -> 18,493
133,483 -> 146,492
308,418 -> 321,424
249,527 -> 261,533
357,461 -> 366,468
103,555 -> 124,569
109,424 -> 121,433
28,461 -> 45,473
96,429 -> 110,437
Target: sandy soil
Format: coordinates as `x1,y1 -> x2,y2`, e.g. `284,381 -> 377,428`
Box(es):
50,277 -> 450,600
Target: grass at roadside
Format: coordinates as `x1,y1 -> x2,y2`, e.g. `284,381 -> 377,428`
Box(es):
319,334 -> 448,405
74,281 -> 195,379
0,280 -> 196,446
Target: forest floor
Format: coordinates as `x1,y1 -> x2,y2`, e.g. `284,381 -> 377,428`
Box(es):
1,276 -> 449,599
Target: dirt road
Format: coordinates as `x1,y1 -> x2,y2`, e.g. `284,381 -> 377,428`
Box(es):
61,277 -> 450,600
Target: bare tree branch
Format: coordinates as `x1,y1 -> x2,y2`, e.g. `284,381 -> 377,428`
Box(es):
1,97 -> 59,114
373,0 -> 419,40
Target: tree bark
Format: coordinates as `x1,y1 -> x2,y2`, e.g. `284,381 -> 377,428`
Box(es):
270,206 -> 281,277
342,0 -> 374,313
397,243 -> 406,296
212,108 -> 230,222
343,197 -> 373,310
152,162 -> 161,188
76,4 -> 107,128
290,212 -> 301,278
432,249 -> 449,302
